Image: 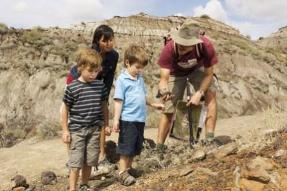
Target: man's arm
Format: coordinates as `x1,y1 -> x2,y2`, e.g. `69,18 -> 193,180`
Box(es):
61,103 -> 70,144
158,68 -> 172,101
187,66 -> 214,106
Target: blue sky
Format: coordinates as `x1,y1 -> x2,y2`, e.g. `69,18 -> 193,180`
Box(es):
0,0 -> 286,40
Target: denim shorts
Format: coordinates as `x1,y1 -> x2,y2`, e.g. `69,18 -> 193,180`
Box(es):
116,120 -> 145,156
68,126 -> 101,169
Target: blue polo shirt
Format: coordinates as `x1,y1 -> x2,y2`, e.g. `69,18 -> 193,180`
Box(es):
114,70 -> 147,122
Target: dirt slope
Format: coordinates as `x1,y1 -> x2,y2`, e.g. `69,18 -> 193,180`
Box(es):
1,111 -> 286,190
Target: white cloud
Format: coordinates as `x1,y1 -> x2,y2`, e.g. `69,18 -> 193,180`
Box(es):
225,0 -> 287,21
61,0 -> 104,21
12,1 -> 28,12
193,0 -> 228,22
174,13 -> 184,17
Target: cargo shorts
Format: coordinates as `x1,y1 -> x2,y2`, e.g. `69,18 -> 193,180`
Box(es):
163,67 -> 218,114
67,126 -> 101,169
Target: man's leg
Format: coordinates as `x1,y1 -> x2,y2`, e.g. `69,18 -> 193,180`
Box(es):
69,168 -> 80,191
204,90 -> 217,140
157,113 -> 173,144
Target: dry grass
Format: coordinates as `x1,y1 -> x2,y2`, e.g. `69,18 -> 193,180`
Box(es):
243,105 -> 286,150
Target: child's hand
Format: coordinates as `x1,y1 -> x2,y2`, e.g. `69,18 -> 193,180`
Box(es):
151,103 -> 165,110
62,131 -> 71,144
104,126 -> 111,136
113,120 -> 120,133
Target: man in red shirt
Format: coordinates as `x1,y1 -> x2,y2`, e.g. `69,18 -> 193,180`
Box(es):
157,20 -> 218,150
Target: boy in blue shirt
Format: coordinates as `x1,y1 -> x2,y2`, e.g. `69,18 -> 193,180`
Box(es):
113,45 -> 164,186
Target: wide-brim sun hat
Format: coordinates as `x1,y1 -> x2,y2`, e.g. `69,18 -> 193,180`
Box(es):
170,21 -> 202,46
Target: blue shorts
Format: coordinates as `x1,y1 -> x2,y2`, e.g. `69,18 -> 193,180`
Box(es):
116,120 -> 145,156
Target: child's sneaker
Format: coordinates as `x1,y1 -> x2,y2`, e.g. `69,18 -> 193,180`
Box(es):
127,167 -> 143,178
118,170 -> 136,186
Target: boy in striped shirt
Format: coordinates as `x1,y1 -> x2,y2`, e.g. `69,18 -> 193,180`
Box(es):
61,48 -> 111,191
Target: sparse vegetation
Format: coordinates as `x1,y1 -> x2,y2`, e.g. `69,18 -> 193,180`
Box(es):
20,28 -> 52,48
0,22 -> 8,34
200,14 -> 211,19
36,121 -> 60,140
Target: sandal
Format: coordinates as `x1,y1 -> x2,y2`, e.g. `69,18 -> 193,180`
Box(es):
128,168 -> 142,178
118,170 -> 136,186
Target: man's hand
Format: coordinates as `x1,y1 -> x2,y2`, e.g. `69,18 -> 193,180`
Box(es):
186,91 -> 203,106
158,88 -> 173,102
112,120 -> 120,133
104,126 -> 112,136
62,131 -> 71,144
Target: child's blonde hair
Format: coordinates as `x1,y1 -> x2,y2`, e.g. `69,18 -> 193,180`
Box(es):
124,45 -> 148,67
75,48 -> 102,72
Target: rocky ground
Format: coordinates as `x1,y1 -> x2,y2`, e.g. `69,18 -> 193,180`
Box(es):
2,110 -> 287,191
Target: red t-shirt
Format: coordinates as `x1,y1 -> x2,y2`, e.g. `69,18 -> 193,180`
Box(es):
157,37 -> 218,76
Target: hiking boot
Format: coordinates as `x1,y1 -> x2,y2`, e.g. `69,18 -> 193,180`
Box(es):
156,143 -> 167,153
79,184 -> 90,191
118,170 -> 136,186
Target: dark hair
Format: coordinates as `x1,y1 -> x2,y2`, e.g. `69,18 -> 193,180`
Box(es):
92,25 -> 114,49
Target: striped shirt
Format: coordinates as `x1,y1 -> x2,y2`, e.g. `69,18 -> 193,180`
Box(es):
63,79 -> 107,132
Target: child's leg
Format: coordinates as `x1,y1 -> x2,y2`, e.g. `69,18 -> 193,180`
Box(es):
99,128 -> 106,161
81,164 -> 92,185
119,155 -> 130,173
127,156 -> 134,169
69,168 -> 80,191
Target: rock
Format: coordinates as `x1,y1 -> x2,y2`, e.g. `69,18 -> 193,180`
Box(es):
243,168 -> 270,184
179,168 -> 194,176
273,149 -> 287,158
11,175 -> 29,189
214,135 -> 233,146
246,157 -> 276,171
214,143 -> 238,159
90,164 -> 117,180
105,140 -> 119,163
239,178 -> 265,191
12,187 -> 26,191
41,171 -> 57,185
143,138 -> 156,149
189,149 -> 206,162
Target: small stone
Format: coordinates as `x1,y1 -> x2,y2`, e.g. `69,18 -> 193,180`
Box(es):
190,149 -> 206,162
214,143 -> 238,159
41,171 -> 57,185
11,175 -> 29,189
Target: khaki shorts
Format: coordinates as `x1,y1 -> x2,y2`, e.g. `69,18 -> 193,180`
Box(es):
68,126 -> 101,169
164,68 -> 218,114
